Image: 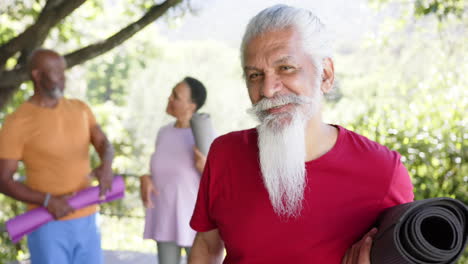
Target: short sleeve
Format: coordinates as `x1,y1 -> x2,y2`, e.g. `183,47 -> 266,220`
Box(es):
78,100 -> 97,129
149,128 -> 163,175
0,115 -> 25,160
382,160 -> 414,208
190,149 -> 217,232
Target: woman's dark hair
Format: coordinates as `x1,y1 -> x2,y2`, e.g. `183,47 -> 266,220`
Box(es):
184,76 -> 207,111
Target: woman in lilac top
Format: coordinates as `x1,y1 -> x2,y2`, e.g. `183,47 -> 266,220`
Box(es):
140,77 -> 208,264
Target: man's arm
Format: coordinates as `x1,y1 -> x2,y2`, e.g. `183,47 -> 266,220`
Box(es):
0,159 -> 45,204
90,125 -> 115,197
189,229 -> 224,264
0,159 -> 74,219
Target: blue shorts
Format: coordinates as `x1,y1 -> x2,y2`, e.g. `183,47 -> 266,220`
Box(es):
27,213 -> 103,264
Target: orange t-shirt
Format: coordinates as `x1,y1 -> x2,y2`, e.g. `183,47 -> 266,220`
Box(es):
0,98 -> 97,220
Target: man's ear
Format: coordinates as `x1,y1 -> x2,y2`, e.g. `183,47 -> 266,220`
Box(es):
31,69 -> 40,83
320,58 -> 334,94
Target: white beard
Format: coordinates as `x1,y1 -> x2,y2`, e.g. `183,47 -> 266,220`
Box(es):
258,113 -> 307,217
51,88 -> 63,99
45,85 -> 63,99
248,91 -> 321,218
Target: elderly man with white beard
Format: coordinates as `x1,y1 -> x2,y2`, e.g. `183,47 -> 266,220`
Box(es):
189,4 -> 414,264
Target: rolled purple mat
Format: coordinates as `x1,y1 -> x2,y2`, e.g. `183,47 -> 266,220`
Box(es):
6,175 -> 125,243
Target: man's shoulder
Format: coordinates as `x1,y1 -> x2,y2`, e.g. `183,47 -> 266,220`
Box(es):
62,98 -> 89,109
2,102 -> 34,125
0,103 -> 37,144
339,125 -> 400,161
338,126 -> 408,189
208,128 -> 257,157
212,128 -> 257,149
206,128 -> 257,168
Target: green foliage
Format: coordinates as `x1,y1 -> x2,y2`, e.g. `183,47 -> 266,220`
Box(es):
0,83 -> 34,121
0,83 -> 32,260
414,0 -> 465,19
337,1 -> 468,205
369,0 -> 466,20
347,91 -> 467,203
0,196 -> 28,262
86,53 -> 134,106
0,0 -> 42,37
85,37 -> 163,106
337,2 -> 468,260
0,0 -> 105,72
0,0 -> 42,70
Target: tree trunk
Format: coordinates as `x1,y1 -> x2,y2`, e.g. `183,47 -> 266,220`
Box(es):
0,84 -> 20,110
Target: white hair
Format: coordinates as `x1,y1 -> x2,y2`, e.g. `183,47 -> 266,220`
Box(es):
240,4 -> 332,72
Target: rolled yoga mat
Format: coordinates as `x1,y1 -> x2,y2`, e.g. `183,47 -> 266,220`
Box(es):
370,197 -> 468,264
6,175 -> 125,243
190,113 -> 216,156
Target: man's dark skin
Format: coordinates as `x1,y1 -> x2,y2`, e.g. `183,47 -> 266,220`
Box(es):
0,49 -> 114,219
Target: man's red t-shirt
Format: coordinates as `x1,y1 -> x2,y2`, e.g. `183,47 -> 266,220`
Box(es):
190,125 -> 414,263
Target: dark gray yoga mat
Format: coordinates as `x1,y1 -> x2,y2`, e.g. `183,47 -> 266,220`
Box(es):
190,113 -> 216,156
371,197 -> 467,264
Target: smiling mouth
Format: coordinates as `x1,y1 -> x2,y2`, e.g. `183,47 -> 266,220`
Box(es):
266,103 -> 294,114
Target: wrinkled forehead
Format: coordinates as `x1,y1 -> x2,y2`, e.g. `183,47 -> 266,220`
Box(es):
42,55 -> 66,71
30,51 -> 66,72
243,29 -> 306,67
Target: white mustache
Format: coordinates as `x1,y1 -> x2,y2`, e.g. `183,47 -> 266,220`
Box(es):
247,94 -> 312,118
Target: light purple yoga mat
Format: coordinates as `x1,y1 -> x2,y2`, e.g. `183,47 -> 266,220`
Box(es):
6,175 -> 125,243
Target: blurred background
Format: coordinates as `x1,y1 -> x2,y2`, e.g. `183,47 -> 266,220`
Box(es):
0,0 -> 466,262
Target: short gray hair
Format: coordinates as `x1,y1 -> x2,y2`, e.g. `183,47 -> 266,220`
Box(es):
240,4 -> 332,70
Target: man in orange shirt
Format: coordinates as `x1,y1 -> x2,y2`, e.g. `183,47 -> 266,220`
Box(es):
0,49 -> 114,264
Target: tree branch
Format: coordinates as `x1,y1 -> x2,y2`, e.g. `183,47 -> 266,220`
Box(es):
0,0 -> 185,110
0,0 -> 86,67
0,68 -> 29,88
65,0 -> 183,68
0,84 -> 23,110
42,0 -> 68,12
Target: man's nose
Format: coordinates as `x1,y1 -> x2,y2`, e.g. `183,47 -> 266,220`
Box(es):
51,76 -> 63,83
261,73 -> 282,98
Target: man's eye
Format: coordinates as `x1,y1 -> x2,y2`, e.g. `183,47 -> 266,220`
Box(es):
280,65 -> 294,71
249,73 -> 260,80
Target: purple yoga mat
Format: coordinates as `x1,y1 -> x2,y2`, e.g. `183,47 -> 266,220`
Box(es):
6,175 -> 125,243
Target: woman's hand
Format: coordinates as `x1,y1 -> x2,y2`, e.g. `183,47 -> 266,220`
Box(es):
194,146 -> 207,174
140,174 -> 158,208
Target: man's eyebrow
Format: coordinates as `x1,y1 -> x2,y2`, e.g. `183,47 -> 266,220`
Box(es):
243,56 -> 297,72
243,66 -> 262,72
273,56 -> 297,65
